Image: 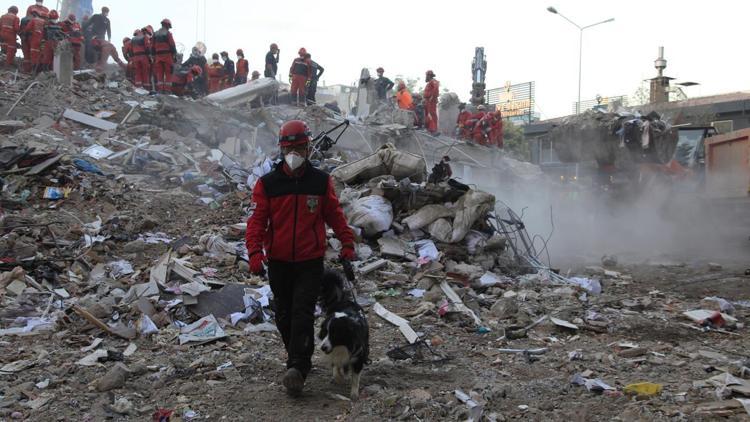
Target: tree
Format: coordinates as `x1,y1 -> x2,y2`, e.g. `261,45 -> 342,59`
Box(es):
502,120 -> 530,162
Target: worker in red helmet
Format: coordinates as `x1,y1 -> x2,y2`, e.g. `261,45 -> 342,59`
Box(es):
128,28 -> 151,89
206,53 -> 224,93
265,43 -> 279,78
234,48 -> 248,85
61,14 -> 83,69
288,48 -> 311,106
21,9 -> 45,73
423,70 -> 440,135
40,9 -> 64,72
121,36 -> 134,83
151,18 -> 176,93
0,6 -> 21,67
471,105 -> 490,145
245,119 -> 355,398
456,103 -> 472,140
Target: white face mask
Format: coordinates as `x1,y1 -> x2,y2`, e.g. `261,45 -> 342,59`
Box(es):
284,152 -> 305,170
212,59 -> 219,64
36,1 -> 43,5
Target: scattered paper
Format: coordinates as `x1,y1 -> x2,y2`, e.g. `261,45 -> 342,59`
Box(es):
373,302 -> 419,344
178,315 -> 227,345
82,144 -> 114,160
76,349 -> 108,366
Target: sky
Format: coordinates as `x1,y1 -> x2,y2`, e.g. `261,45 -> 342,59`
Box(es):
10,0 -> 749,119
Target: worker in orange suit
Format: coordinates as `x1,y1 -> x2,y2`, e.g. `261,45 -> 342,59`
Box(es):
456,103 -> 472,140
26,1 -> 48,18
235,48 -> 248,85
395,81 -> 413,111
288,47 -> 311,106
0,6 -> 20,66
22,9 -> 45,73
423,70 -> 440,135
41,9 -> 65,72
151,18 -> 176,93
129,29 -> 151,88
61,14 -> 83,70
207,53 -> 224,93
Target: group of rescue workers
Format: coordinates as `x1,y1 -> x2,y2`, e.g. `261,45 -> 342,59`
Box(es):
456,103 -> 505,148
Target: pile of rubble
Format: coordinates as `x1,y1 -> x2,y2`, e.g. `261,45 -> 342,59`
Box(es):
0,69 -> 748,421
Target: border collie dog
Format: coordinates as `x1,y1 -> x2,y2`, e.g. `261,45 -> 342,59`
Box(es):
318,269 -> 369,400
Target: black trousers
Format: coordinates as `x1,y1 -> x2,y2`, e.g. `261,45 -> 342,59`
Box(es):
268,258 -> 324,378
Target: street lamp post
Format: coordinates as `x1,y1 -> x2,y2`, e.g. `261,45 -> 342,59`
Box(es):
547,7 -> 614,114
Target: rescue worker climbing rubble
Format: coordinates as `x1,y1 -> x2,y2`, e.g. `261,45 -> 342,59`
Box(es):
456,103 -> 472,140
91,35 -> 124,73
245,119 -> 356,398
0,6 -> 20,67
152,18 -> 176,93
423,70 -> 440,135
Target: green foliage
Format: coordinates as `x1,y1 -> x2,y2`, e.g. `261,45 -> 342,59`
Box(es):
503,120 -> 530,161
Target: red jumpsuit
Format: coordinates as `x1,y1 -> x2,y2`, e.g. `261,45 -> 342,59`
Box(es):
22,16 -> 45,72
207,63 -> 224,93
61,20 -> 83,70
490,114 -> 504,148
473,112 -> 495,146
91,38 -> 124,72
423,78 -> 440,134
456,110 -> 472,140
0,13 -> 20,66
235,57 -> 248,85
25,5 -> 49,18
289,57 -> 311,105
151,28 -> 176,93
129,35 -> 151,88
41,21 -> 63,71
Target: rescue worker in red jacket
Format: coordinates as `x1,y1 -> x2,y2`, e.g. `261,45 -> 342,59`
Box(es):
26,1 -> 48,18
423,70 -> 440,135
61,14 -> 83,70
456,103 -> 472,140
22,9 -> 45,73
288,47 -> 311,107
473,105 -> 495,146
129,29 -> 151,89
41,9 -> 64,72
206,53 -> 224,94
0,6 -> 20,66
467,104 -> 487,144
490,110 -> 504,148
245,119 -> 356,397
234,48 -> 248,85
151,19 -> 176,93
91,35 -> 124,72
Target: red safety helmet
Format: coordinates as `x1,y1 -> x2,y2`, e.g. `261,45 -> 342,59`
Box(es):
8,6 -> 18,14
251,70 -> 260,78
426,70 -> 435,77
298,47 -> 307,56
236,49 -> 244,56
279,120 -> 312,147
67,13 -> 76,22
270,43 -> 278,50
48,10 -> 59,20
144,25 -> 153,36
376,67 -> 384,74
133,29 -> 140,36
123,37 -> 130,44
161,18 -> 172,28
398,81 -> 406,90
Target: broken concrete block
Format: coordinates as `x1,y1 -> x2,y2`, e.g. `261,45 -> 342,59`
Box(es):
63,109 -> 118,131
96,363 -> 130,392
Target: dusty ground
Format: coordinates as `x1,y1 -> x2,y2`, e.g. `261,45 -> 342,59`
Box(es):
2,195 -> 748,421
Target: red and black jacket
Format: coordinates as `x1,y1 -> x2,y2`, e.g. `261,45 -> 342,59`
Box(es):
151,28 -> 176,58
246,161 -> 354,263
